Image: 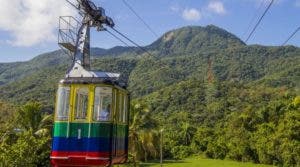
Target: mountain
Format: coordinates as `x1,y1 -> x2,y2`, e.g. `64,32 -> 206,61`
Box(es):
0,25 -> 299,107
148,25 -> 245,56
0,50 -> 69,87
127,44 -> 300,97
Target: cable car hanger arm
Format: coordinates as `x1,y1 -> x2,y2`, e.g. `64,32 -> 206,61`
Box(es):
65,0 -> 114,72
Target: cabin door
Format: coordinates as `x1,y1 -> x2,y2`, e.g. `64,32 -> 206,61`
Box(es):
71,86 -> 90,155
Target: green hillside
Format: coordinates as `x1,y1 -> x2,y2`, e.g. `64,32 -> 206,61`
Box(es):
0,50 -> 70,86
0,25 -> 299,166
127,46 -> 300,97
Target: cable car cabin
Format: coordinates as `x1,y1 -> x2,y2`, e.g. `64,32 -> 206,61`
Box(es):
52,1 -> 127,165
50,75 -> 129,167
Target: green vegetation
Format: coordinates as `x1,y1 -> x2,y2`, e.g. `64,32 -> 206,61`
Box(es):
139,157 -> 273,167
0,102 -> 52,166
141,81 -> 299,166
0,25 -> 299,166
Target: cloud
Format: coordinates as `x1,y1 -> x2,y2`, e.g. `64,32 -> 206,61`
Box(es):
170,5 -> 180,12
0,0 -> 76,47
182,8 -> 202,21
170,1 -> 227,21
207,1 -> 227,15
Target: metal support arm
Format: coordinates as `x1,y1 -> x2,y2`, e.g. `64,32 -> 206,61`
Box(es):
73,18 -> 90,70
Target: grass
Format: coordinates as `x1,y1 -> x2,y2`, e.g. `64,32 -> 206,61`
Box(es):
122,156 -> 273,167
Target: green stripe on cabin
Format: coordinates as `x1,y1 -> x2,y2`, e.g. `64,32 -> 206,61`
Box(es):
53,122 -> 68,137
53,122 -> 128,138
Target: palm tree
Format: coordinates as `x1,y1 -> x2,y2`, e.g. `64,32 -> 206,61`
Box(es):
172,111 -> 196,145
16,102 -> 53,137
180,121 -> 196,145
128,100 -> 159,164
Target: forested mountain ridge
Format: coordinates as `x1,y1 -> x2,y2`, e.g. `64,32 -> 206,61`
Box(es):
0,24 -> 247,85
0,50 -> 69,86
0,25 -> 299,107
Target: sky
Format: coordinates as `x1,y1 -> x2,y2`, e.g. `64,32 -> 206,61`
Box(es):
0,0 -> 299,62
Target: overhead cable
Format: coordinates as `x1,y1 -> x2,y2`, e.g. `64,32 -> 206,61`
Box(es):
105,29 -> 141,57
245,0 -> 274,43
122,0 -> 159,38
282,27 -> 300,46
109,27 -> 155,57
243,0 -> 265,39
105,29 -> 133,48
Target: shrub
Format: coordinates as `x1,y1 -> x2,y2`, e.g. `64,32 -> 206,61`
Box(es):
171,145 -> 193,160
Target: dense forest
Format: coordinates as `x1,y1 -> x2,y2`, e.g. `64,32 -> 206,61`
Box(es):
0,25 -> 299,166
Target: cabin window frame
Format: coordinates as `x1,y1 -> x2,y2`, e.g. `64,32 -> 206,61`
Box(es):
117,92 -> 128,124
55,86 -> 70,121
74,86 -> 89,121
123,95 -> 128,124
113,89 -> 117,123
93,86 -> 113,122
118,93 -> 123,123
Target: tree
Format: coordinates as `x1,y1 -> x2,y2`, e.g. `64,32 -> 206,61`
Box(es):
0,130 -> 50,167
16,102 -> 53,136
128,100 -> 159,163
0,101 -> 16,134
0,102 -> 52,167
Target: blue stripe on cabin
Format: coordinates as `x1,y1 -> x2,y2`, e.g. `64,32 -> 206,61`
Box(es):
52,137 -> 128,152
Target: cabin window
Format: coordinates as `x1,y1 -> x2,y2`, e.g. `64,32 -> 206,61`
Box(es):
56,86 -> 70,121
75,87 -> 89,120
118,93 -> 125,123
93,87 -> 112,121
